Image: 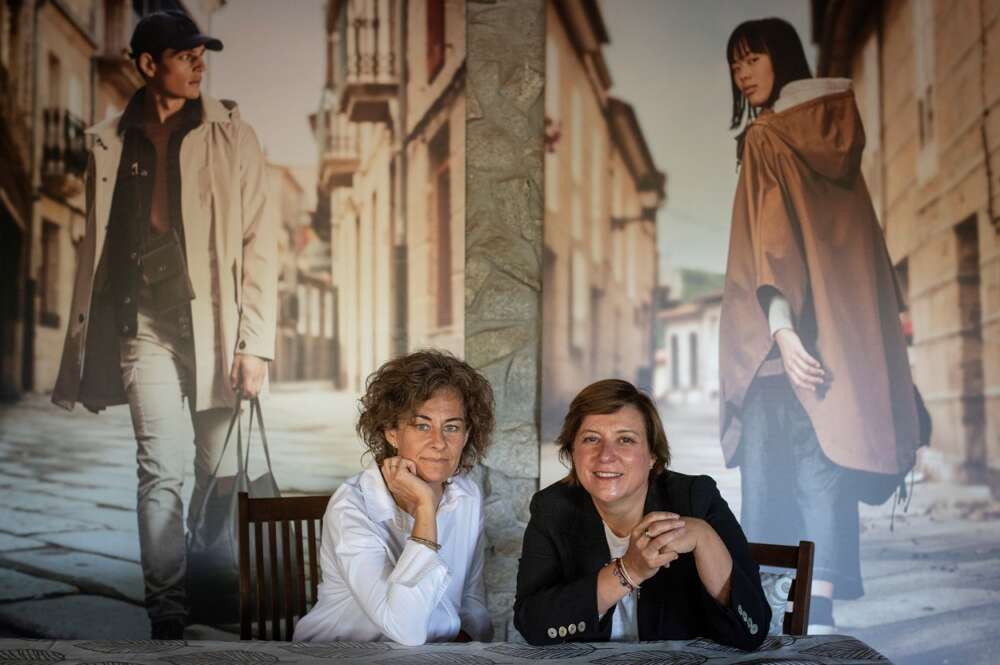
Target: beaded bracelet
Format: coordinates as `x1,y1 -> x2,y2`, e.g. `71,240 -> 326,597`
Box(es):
617,557 -> 641,590
409,536 -> 442,552
610,557 -> 640,595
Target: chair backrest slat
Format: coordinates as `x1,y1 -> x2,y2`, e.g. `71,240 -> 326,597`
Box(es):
308,518 -> 320,607
268,520 -> 280,640
749,540 -> 815,636
238,492 -> 330,641
281,520 -> 294,637
294,518 -> 307,617
253,519 -> 266,641
238,493 -> 252,640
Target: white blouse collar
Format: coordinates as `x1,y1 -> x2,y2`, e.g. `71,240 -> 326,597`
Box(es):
358,466 -> 474,526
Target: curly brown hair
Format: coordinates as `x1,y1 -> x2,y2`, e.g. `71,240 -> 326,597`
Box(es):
557,379 -> 670,485
357,349 -> 496,473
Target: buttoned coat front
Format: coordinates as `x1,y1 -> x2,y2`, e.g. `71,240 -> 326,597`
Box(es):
52,93 -> 277,413
514,471 -> 770,650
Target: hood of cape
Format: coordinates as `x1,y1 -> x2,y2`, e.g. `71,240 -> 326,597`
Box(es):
748,77 -> 864,183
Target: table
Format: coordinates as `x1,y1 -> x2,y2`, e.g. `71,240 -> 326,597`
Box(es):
0,635 -> 892,664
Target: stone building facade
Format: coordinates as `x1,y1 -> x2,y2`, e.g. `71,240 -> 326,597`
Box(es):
655,292 -> 722,407
1,0 -> 222,398
314,0 -> 466,392
812,0 -> 1000,493
267,163 -> 338,384
540,0 -> 665,438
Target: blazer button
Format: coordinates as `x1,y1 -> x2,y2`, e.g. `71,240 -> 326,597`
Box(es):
568,623 -> 577,635
546,627 -> 557,639
749,623 -> 758,635
578,621 -> 586,632
558,626 -> 567,637
238,340 -> 246,350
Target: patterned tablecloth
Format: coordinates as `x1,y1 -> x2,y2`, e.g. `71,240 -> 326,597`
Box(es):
0,635 -> 891,664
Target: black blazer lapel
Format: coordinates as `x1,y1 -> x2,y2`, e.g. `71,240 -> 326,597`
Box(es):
573,487 -> 612,574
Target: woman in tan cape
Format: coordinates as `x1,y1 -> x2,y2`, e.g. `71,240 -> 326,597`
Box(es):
719,18 -> 920,633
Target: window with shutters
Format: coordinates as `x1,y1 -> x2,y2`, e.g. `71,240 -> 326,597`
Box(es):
427,0 -> 445,82
430,125 -> 452,328
40,221 -> 61,327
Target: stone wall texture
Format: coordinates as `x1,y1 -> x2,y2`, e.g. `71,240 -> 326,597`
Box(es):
465,0 -> 546,640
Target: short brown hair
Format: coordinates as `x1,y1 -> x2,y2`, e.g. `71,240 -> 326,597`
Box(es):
556,379 -> 670,484
357,349 -> 496,473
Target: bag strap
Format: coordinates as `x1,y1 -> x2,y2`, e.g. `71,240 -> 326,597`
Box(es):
191,396 -> 246,524
244,397 -> 276,478
192,395 -> 275,519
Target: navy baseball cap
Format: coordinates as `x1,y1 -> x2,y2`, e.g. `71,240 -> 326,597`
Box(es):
129,10 -> 223,60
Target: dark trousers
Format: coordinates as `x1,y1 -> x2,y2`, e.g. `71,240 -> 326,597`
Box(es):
738,375 -> 863,600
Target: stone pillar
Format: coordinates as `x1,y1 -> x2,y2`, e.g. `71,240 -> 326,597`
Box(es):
465,0 -> 545,641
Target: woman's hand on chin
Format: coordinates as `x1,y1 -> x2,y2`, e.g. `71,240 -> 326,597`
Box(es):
382,456 -> 437,516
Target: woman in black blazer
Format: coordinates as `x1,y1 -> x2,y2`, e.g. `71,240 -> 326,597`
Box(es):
514,379 -> 770,649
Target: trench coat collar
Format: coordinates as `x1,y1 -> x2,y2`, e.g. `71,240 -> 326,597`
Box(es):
86,88 -> 235,144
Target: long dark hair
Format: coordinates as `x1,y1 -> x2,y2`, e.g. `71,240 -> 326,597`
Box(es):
727,17 -> 812,130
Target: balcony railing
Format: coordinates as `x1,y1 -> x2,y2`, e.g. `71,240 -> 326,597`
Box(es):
318,108 -> 360,191
42,108 -> 88,199
333,0 -> 400,123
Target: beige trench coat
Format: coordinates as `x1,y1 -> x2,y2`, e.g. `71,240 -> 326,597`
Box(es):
52,94 -> 277,413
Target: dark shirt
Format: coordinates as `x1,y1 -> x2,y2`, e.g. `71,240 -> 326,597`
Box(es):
513,470 -> 771,650
100,88 -> 201,337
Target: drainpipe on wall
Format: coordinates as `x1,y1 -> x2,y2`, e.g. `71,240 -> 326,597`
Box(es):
31,0 -> 45,191
392,0 -> 408,356
980,0 -> 998,232
24,0 -> 49,392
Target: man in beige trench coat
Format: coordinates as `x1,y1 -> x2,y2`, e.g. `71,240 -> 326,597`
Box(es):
51,11 -> 276,638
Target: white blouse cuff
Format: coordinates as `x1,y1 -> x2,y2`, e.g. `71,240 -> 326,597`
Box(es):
388,538 -> 451,593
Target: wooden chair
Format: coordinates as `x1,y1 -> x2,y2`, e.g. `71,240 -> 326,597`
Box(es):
749,540 -> 815,636
237,492 -> 331,640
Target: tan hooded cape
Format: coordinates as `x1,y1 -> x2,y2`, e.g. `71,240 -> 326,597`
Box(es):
719,79 -> 919,476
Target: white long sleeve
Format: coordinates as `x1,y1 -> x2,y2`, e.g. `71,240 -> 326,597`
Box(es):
458,512 -> 493,641
332,510 -> 452,645
293,468 -> 487,645
766,291 -> 794,336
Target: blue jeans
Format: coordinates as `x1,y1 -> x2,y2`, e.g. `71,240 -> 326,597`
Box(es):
737,375 -> 863,600
119,303 -> 235,622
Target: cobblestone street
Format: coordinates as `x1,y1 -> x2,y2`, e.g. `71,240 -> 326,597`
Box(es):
0,384 -> 363,640
1,393 -> 999,664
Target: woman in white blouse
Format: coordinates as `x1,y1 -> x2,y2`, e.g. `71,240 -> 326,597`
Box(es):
293,350 -> 495,645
